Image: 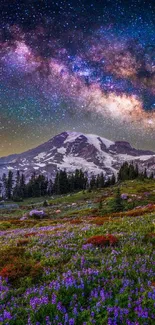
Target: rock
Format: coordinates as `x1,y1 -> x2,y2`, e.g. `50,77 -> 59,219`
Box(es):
146,204 -> 153,208
72,203 -> 77,206
20,215 -> 28,221
55,209 -> 61,214
144,192 -> 150,196
29,210 -> 47,219
121,193 -> 128,200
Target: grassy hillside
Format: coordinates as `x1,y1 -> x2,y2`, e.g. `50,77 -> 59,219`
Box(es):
0,179 -> 155,324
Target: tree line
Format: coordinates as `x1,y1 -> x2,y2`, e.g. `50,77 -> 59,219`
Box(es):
0,161 -> 153,201
0,169 -> 116,201
118,162 -> 154,182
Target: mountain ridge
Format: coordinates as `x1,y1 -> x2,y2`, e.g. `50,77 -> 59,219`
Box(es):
0,131 -> 154,178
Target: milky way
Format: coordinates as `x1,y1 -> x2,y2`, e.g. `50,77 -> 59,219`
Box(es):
0,0 -> 155,155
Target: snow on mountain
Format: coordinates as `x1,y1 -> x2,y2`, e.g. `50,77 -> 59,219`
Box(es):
0,131 -> 154,179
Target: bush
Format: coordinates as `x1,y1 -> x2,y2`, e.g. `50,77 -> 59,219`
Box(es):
111,188 -> 124,212
143,233 -> 155,245
86,234 -> 118,247
13,196 -> 23,202
70,219 -> 82,224
0,221 -> 12,230
43,200 -> 48,207
17,239 -> 29,246
30,263 -> 43,279
0,246 -> 44,283
0,261 -> 31,282
0,246 -> 26,268
24,232 -> 38,238
0,260 -> 43,283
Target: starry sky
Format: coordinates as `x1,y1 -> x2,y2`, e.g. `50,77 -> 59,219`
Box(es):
0,0 -> 155,156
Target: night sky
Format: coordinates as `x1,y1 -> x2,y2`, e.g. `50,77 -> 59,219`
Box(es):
0,0 -> 155,156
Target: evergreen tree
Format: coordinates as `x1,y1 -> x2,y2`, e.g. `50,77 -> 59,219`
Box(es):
7,171 -> 13,199
20,173 -> 26,198
79,169 -> 87,190
53,172 -> 60,195
59,170 -> 69,194
144,168 -> 147,179
135,164 -> 139,178
96,175 -> 100,188
13,171 -> 21,200
129,163 -> 136,179
68,173 -> 75,192
118,162 -> 129,181
149,172 -> 154,179
98,200 -> 103,210
26,172 -> 36,197
111,188 -> 123,212
6,170 -> 14,200
110,173 -> 116,185
117,161 -> 148,182
48,179 -> 53,196
2,173 -> 7,198
99,172 -> 105,188
26,173 -> 48,197
90,175 -> 96,189
74,169 -> 80,191
105,176 -> 111,187
0,180 -> 2,199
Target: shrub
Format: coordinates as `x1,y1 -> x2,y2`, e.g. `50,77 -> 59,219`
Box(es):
13,196 -> 23,202
0,260 -> 43,283
24,232 -> 38,238
0,261 -> 31,282
110,188 -> 124,212
17,239 -> 29,246
98,200 -> 103,210
70,219 -> 82,224
0,221 -> 12,230
86,234 -> 118,247
89,217 -> 111,225
0,247 -> 26,268
143,233 -> 155,245
43,200 -> 48,207
30,263 -> 43,279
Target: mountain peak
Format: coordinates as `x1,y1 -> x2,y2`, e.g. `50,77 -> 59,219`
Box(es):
0,131 -> 154,179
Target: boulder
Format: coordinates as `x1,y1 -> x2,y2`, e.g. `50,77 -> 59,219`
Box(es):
55,209 -> 61,214
20,215 -> 28,221
121,193 -> 128,200
29,210 -> 47,219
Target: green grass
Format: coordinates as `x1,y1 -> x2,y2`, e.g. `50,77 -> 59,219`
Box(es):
1,179 -> 155,222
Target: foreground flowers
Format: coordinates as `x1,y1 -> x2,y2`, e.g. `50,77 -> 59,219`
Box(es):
0,214 -> 155,324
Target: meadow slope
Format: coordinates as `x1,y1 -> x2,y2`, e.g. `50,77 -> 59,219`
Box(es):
0,180 -> 155,325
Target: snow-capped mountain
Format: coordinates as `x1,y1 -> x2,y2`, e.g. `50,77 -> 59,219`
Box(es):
0,131 -> 155,179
